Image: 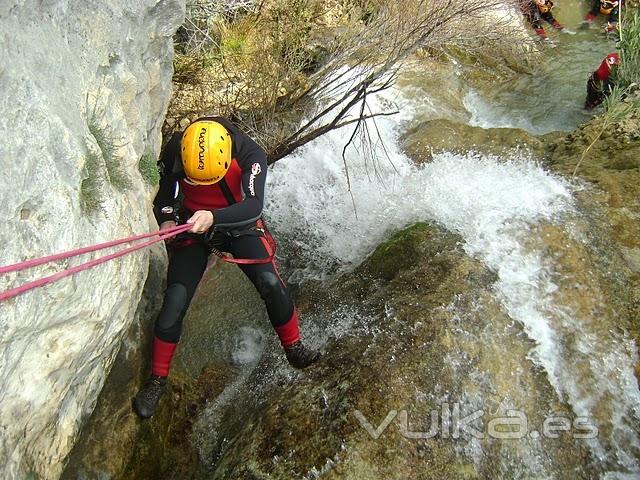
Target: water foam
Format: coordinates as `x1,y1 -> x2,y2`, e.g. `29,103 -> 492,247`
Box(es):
266,88 -> 571,279
264,83 -> 640,474
266,84 -> 572,381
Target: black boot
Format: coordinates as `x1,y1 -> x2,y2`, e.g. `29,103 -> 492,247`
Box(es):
284,341 -> 321,369
134,375 -> 167,418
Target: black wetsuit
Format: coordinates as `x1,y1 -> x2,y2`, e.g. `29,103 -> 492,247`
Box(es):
520,0 -> 561,34
587,0 -> 620,24
150,117 -> 300,376
584,54 -> 618,110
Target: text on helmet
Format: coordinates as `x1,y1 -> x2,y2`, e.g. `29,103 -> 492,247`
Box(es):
197,127 -> 206,170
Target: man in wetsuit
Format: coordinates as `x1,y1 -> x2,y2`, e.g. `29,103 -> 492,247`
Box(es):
583,0 -> 621,33
520,0 -> 564,39
134,117 -> 320,419
584,52 -> 620,110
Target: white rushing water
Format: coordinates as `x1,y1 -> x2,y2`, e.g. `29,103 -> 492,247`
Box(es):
265,86 -> 571,280
265,84 -> 574,392
264,80 -> 640,475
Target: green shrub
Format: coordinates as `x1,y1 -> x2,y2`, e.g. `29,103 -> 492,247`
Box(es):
617,8 -> 640,89
221,32 -> 246,58
605,8 -> 640,114
138,152 -> 160,186
88,115 -> 130,191
80,148 -> 104,214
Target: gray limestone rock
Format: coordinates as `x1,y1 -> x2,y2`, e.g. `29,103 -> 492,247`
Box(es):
0,1 -> 184,478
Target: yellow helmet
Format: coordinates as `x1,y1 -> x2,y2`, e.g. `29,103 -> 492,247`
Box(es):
600,1 -> 615,14
181,120 -> 232,185
535,0 -> 553,13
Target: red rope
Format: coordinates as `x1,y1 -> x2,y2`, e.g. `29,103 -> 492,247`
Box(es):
210,247 -> 275,265
0,224 -> 191,275
0,224 -> 191,302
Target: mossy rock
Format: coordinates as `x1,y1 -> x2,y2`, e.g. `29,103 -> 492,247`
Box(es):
121,365 -> 235,480
363,222 -> 436,281
401,119 -> 560,162
547,110 -> 640,381
205,222 -> 589,479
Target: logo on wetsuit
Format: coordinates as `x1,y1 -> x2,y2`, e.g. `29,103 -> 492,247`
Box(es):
197,127 -> 206,170
249,162 -> 261,196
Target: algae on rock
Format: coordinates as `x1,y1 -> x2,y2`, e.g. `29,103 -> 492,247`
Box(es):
206,222 -> 593,479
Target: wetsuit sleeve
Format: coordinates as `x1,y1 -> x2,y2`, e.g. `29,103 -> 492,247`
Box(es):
212,129 -> 268,230
589,0 -> 600,15
610,4 -> 619,23
524,4 -> 543,29
153,132 -> 182,224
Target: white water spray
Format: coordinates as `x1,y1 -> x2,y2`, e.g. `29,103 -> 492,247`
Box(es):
265,82 -> 640,475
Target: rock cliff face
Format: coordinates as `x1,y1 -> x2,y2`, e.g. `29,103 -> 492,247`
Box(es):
0,1 -> 183,478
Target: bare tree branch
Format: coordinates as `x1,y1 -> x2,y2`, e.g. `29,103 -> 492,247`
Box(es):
170,0 -> 531,176
259,0 -> 525,165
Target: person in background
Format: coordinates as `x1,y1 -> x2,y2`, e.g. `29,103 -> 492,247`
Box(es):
521,0 -> 565,39
133,117 -> 321,419
584,52 -> 621,109
583,0 -> 621,33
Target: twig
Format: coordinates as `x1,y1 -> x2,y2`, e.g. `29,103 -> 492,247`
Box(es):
572,120 -> 608,177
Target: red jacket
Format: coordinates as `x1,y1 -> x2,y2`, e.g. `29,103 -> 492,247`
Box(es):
595,53 -> 620,81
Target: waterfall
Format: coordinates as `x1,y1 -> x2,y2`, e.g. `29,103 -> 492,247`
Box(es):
264,78 -> 640,476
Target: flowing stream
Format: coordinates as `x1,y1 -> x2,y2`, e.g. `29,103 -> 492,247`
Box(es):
166,1 -> 640,480
254,5 -> 640,477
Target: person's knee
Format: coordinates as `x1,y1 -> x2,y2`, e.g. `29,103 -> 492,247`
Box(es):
255,271 -> 296,327
255,271 -> 286,302
154,283 -> 188,342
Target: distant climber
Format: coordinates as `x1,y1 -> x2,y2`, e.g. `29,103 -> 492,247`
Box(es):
582,0 -> 621,33
134,117 -> 320,419
584,52 -> 620,110
520,0 -> 564,39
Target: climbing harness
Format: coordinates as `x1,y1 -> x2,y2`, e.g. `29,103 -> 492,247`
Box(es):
207,220 -> 277,265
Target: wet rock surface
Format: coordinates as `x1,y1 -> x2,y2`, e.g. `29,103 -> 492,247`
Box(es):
205,223 -> 594,479
401,119 -> 560,162
546,112 -> 640,356
63,81 -> 640,480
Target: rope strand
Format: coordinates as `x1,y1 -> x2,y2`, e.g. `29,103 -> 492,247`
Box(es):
0,224 -> 191,275
0,224 -> 192,302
